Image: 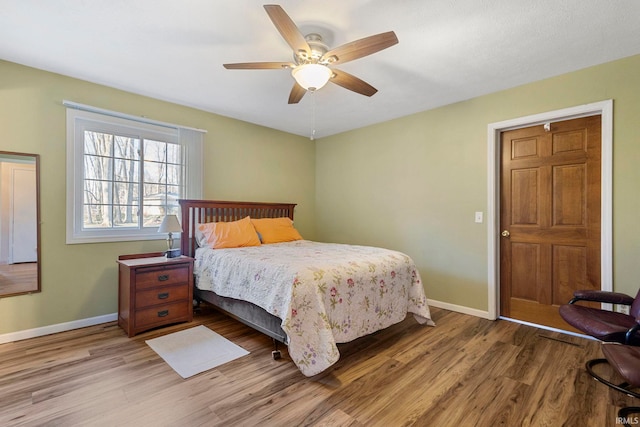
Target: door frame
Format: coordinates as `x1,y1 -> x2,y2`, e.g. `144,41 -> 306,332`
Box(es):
487,100 -> 613,320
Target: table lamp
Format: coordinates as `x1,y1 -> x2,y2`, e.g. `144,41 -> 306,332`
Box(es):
158,214 -> 182,258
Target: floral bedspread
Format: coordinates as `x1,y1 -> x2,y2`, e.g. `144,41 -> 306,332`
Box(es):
194,240 -> 434,376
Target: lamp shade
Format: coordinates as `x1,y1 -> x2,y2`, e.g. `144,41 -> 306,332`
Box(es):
158,215 -> 182,233
291,64 -> 332,91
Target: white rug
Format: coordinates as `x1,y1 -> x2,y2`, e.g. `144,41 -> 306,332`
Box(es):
146,325 -> 249,378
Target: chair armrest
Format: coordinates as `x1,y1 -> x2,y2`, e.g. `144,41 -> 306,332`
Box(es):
569,290 -> 634,305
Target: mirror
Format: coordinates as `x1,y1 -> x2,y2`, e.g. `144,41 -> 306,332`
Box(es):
0,151 -> 40,297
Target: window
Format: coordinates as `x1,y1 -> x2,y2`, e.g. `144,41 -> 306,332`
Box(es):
66,104 -> 203,243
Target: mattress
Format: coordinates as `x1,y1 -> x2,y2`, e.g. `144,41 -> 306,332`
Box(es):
194,240 -> 433,376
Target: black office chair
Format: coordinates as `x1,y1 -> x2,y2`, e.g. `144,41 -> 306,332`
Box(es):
559,289 -> 640,345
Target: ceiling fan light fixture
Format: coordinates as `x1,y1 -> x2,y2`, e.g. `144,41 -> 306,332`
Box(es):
291,63 -> 332,91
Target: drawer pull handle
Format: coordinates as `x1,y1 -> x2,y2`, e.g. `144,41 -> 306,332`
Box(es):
157,310 -> 169,318
158,292 -> 169,299
158,274 -> 169,282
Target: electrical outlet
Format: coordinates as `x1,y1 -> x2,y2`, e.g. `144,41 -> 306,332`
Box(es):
618,305 -> 630,315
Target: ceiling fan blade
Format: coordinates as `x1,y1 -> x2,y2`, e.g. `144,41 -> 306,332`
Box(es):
223,62 -> 295,70
288,82 -> 306,104
264,5 -> 310,56
321,31 -> 398,65
330,69 -> 378,97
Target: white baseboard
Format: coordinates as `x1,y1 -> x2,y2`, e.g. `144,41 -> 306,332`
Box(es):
0,313 -> 118,345
427,299 -> 492,320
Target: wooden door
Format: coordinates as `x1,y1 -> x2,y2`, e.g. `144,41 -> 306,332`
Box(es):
500,116 -> 601,330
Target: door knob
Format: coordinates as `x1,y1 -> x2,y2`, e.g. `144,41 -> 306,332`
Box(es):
501,230 -> 510,237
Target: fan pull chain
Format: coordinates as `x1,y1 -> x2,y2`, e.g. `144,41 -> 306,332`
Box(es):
310,91 -> 316,141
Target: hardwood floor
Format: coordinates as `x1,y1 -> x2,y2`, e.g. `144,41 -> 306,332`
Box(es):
0,262 -> 37,295
0,304 -> 635,426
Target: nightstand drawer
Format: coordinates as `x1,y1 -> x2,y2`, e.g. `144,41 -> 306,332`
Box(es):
134,301 -> 191,328
136,284 -> 190,308
118,254 -> 194,337
135,265 -> 189,289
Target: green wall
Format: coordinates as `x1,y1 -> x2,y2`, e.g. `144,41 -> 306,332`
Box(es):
0,60 -> 315,335
2,53 -> 639,336
316,54 -> 640,311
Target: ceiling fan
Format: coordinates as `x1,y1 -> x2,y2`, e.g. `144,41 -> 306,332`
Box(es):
223,4 -> 399,104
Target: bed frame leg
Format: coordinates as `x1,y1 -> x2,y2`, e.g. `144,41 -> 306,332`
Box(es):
192,297 -> 202,314
272,339 -> 282,360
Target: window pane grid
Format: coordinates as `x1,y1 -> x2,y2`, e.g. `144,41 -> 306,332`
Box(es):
82,130 -> 152,231
81,136 -> 183,229
140,139 -> 182,228
68,106 -> 202,244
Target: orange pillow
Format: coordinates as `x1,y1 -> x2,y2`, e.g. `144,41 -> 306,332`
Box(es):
198,216 -> 261,249
251,217 -> 303,244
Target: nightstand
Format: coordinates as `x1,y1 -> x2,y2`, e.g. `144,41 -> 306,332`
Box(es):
117,253 -> 194,337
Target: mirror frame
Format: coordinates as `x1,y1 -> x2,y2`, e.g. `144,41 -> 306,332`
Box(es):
0,150 -> 41,297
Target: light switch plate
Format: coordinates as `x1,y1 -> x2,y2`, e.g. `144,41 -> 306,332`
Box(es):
475,212 -> 483,223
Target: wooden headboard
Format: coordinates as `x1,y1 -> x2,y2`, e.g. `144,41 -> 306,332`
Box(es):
178,199 -> 297,258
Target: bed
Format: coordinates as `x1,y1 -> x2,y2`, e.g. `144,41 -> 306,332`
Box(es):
179,199 -> 434,376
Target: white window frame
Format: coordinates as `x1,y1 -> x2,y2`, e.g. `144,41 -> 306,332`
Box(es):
65,102 -> 204,244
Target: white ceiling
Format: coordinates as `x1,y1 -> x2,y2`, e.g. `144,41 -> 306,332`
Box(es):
2,0 -> 640,138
